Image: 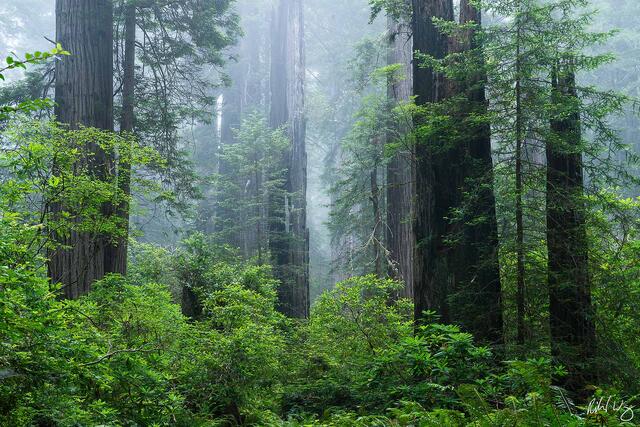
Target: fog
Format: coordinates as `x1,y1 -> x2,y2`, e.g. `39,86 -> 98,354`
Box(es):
1,0 -> 638,299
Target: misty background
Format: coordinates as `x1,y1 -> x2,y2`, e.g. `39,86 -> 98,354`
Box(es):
1,0 -> 638,301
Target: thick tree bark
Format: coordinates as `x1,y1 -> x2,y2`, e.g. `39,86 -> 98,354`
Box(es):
411,0 -> 454,324
50,0 -> 114,299
269,0 -> 309,318
451,0 -> 503,344
386,8 -> 415,298
412,0 -> 502,343
547,64 -> 596,394
105,1 -> 135,276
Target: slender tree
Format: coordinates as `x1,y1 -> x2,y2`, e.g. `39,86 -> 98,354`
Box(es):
104,0 -> 136,276
484,0 -> 553,348
270,0 -> 309,318
513,0 -> 527,347
50,0 -> 114,298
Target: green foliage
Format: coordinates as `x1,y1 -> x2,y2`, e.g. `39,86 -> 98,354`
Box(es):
180,279 -> 286,421
0,45 -> 68,120
0,226 -> 289,425
0,118 -> 158,257
128,240 -> 178,288
368,0 -> 411,23
284,275 -> 414,415
588,194 -> 640,393
0,45 -> 68,81
0,227 -> 192,425
128,234 -> 287,422
211,113 -> 289,260
283,276 -> 497,418
2,223 -> 637,424
304,276 -> 411,379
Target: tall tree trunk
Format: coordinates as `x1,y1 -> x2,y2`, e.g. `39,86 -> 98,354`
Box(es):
451,0 -> 503,343
412,0 -> 502,343
514,6 -> 527,346
386,7 -> 415,298
255,161 -> 264,264
411,0 -> 454,324
50,0 -> 114,299
105,0 -> 135,276
547,63 -> 596,395
269,0 -> 309,318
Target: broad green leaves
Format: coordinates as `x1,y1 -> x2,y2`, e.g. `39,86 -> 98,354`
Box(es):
0,44 -> 69,120
0,44 -> 69,81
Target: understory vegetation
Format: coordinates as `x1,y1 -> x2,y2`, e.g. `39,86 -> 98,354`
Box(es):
1,227 -> 638,425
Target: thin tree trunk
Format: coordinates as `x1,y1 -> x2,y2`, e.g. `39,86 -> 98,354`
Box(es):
547,63 -> 596,395
255,161 -> 263,264
50,0 -> 114,299
370,160 -> 382,278
514,11 -> 527,346
105,0 -> 135,276
269,0 -> 309,318
386,6 -> 415,298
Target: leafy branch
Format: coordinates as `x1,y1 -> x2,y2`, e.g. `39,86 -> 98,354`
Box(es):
0,44 -> 70,120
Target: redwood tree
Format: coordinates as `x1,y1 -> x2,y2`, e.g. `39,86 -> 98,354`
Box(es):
386,3 -> 415,298
412,0 -> 502,343
104,0 -> 135,276
50,0 -> 114,298
412,0 -> 454,325
547,63 -> 596,393
270,0 -> 309,318
452,0 -> 503,344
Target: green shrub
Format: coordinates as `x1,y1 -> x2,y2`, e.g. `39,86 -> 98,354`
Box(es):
283,276 -> 494,417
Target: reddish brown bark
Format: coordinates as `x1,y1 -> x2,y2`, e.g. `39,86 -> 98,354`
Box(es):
386,6 -> 415,298
50,0 -> 114,298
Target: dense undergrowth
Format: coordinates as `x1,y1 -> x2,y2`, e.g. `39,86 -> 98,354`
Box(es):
0,224 -> 636,426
